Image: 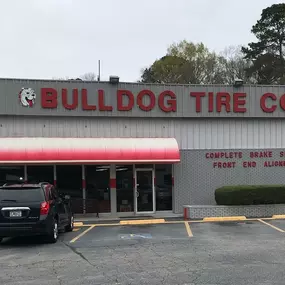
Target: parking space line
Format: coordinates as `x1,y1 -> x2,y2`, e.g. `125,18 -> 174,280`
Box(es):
258,219 -> 285,233
70,225 -> 95,243
184,221 -> 193,237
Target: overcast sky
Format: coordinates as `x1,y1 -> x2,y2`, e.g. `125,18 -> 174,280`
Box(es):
0,0 -> 281,82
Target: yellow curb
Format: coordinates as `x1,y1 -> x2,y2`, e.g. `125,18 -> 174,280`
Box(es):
120,219 -> 165,225
272,215 -> 285,219
72,228 -> 80,232
203,216 -> 246,222
74,222 -> 84,227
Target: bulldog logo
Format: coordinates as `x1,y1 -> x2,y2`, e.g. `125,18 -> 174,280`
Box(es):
19,87 -> 36,107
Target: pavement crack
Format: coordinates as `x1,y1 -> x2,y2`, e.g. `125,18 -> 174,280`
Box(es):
63,242 -> 94,267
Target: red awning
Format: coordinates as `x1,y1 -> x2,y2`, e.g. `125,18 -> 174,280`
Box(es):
0,137 -> 180,164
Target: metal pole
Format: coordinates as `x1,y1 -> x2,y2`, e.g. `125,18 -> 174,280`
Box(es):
98,60 -> 101,82
24,165 -> 27,183
82,165 -> 86,214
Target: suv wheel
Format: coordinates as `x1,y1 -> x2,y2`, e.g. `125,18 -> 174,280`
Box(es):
65,214 -> 74,232
47,218 -> 58,243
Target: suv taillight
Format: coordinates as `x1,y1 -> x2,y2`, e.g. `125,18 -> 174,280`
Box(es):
40,201 -> 50,215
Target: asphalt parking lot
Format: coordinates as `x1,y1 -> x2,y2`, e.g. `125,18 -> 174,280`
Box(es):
1,219 -> 285,285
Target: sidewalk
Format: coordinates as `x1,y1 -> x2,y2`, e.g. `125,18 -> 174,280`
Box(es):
74,213 -> 183,224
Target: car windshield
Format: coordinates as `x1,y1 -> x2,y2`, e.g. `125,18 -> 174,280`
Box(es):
0,188 -> 44,203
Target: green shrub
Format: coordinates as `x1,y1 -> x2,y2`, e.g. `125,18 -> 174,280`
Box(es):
215,185 -> 285,205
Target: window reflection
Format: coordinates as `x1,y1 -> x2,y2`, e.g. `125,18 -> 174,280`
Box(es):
155,164 -> 172,211
56,165 -> 82,197
116,165 -> 134,212
56,165 -> 82,213
0,166 -> 24,185
85,165 -> 110,213
27,166 -> 54,184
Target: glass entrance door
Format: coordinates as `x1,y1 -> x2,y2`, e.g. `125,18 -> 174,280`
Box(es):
135,169 -> 155,213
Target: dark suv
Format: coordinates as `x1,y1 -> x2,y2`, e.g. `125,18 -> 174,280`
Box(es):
0,182 -> 74,243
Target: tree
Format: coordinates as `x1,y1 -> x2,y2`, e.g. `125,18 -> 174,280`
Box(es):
219,46 -> 254,84
52,76 -> 71,80
52,72 -> 97,81
242,3 -> 285,84
141,55 -> 188,84
167,41 -> 225,84
140,41 -> 249,84
80,72 -> 97,81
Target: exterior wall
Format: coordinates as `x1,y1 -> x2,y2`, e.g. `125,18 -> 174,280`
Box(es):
1,78 -> 285,118
174,149 -> 285,213
2,115 -> 285,214
2,116 -> 285,150
1,78 -> 285,215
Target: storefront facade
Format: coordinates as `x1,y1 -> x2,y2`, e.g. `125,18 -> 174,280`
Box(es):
0,78 -> 285,217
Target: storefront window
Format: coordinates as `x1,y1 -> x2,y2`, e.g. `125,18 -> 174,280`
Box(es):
85,165 -> 110,213
27,166 -> 54,184
135,164 -> 154,169
0,166 -> 24,185
155,164 -> 172,211
116,165 -> 134,212
56,165 -> 83,214
56,165 -> 82,197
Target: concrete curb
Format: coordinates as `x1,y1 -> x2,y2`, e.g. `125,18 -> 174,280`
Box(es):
72,214 -> 285,227
203,216 -> 246,222
120,219 -> 165,225
74,216 -> 183,224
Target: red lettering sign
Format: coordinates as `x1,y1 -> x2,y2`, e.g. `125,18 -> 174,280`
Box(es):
213,162 -> 236,168
208,92 -> 214,112
82,89 -> 96,110
137,90 -> 156,111
62,89 -> 78,110
190,92 -> 206,112
243,161 -> 256,168
98,90 -> 113,111
41,88 -> 57,108
205,152 -> 243,159
260,93 -> 277,113
158,91 -> 176,112
250,151 -> 272,158
216,92 -> 231,112
280,94 -> 285,111
39,88 -> 285,114
206,150 -> 285,169
190,92 -> 247,113
117,90 -> 134,111
233,93 -> 247,113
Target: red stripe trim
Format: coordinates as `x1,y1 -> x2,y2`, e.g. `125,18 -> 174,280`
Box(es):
0,137 -> 180,163
184,207 -> 188,220
82,179 -> 86,189
110,178 -> 116,189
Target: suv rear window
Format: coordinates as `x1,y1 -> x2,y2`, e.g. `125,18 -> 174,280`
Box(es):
0,187 -> 45,203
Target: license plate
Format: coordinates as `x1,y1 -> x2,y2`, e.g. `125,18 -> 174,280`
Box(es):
9,211 -> 22,217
